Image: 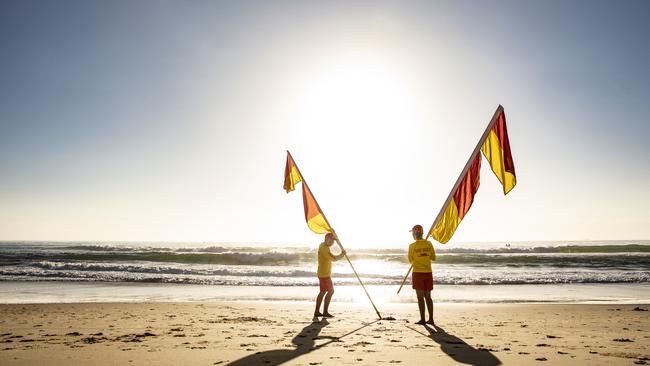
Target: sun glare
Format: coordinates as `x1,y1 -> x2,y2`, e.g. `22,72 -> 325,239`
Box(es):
284,52 -> 424,146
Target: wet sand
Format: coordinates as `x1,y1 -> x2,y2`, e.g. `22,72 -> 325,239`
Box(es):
1,302 -> 649,365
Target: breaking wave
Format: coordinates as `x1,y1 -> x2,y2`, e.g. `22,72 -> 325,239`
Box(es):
1,241 -> 649,286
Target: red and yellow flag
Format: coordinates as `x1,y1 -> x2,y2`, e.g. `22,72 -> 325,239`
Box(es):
430,154 -> 482,243
284,152 -> 332,234
481,107 -> 516,194
301,183 -> 332,234
284,153 -> 302,193
430,106 -> 516,243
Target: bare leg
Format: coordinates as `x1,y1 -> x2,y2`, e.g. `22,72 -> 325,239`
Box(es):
424,291 -> 434,324
323,290 -> 334,316
315,291 -> 326,316
416,290 -> 425,324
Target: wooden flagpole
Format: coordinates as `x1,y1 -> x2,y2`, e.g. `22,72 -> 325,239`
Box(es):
396,105 -> 504,294
287,151 -> 383,319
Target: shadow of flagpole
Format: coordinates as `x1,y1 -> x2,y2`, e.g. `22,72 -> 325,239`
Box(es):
227,319 -> 380,366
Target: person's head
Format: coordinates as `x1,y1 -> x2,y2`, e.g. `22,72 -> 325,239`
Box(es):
410,224 -> 424,240
324,233 -> 335,246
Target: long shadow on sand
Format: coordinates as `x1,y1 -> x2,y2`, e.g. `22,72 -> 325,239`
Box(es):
226,319 -> 330,366
227,319 -> 378,366
407,324 -> 501,366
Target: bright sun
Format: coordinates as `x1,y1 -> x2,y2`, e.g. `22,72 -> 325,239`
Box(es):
284,52 -> 424,147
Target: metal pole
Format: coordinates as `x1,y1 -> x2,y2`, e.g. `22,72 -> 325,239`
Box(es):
288,151 -> 383,319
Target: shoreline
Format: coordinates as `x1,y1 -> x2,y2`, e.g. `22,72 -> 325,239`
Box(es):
1,281 -> 649,305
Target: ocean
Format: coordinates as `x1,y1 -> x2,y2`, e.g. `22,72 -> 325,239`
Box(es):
1,241 -> 649,304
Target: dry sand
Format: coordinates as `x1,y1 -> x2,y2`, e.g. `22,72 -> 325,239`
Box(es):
1,302 -> 648,365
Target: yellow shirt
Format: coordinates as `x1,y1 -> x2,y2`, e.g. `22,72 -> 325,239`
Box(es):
408,240 -> 435,273
317,243 -> 336,277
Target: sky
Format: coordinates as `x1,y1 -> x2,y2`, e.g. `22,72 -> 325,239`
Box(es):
1,0 -> 649,247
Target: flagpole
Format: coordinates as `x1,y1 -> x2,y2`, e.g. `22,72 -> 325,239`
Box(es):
396,105 -> 504,294
287,151 -> 383,319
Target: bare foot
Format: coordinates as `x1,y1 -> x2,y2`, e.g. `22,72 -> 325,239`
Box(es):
314,312 -> 323,317
322,312 -> 334,318
414,319 -> 426,325
426,320 -> 435,325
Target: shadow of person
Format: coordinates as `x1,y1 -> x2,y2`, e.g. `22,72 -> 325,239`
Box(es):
226,319 -> 330,366
409,324 -> 501,366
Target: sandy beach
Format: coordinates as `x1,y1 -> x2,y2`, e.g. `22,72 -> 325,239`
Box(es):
1,302 -> 648,365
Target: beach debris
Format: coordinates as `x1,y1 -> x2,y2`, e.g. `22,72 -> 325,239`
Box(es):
557,351 -> 568,354
546,335 -> 561,339
613,338 -> 633,342
381,316 -> 396,321
536,343 -> 551,347
633,307 -> 648,311
66,332 -> 81,336
535,357 -> 548,361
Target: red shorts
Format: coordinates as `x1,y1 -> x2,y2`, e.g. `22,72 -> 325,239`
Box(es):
318,277 -> 334,292
412,272 -> 433,291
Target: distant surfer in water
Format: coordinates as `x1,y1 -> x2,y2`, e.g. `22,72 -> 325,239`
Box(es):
314,232 -> 346,319
408,224 -> 436,325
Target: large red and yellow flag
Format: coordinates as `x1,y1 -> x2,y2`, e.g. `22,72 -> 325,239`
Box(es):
430,106 -> 516,243
284,152 -> 332,234
430,154 -> 482,243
